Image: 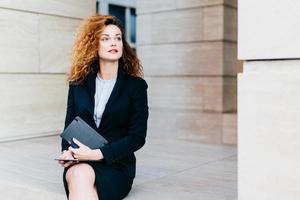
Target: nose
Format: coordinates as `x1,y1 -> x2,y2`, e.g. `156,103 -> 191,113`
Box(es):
111,41 -> 116,46
111,38 -> 117,46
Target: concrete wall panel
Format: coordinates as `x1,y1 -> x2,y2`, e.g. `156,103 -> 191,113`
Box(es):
238,61 -> 300,199
149,108 -> 223,144
146,77 -> 203,110
0,74 -> 68,141
238,0 -> 300,59
39,15 -> 81,73
0,8 -> 39,73
140,42 -> 223,76
0,0 -> 95,19
137,0 -> 237,14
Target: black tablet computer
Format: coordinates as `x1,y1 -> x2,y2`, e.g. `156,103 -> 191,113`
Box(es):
60,116 -> 108,149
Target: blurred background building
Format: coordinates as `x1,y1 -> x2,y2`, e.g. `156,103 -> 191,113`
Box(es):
0,0 -> 238,145
135,0 -> 238,145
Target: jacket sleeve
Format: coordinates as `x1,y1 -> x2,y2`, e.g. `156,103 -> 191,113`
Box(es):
99,79 -> 149,165
61,84 -> 76,152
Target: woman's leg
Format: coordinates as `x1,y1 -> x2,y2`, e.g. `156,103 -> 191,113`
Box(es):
66,163 -> 99,200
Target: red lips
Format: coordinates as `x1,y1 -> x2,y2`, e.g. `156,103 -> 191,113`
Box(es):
108,49 -> 118,53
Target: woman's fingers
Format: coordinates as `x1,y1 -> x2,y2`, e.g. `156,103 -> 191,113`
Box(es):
58,150 -> 77,167
72,138 -> 90,150
63,161 -> 77,168
63,161 -> 70,167
72,138 -> 84,147
59,159 -> 76,168
68,144 -> 92,160
69,147 -> 79,158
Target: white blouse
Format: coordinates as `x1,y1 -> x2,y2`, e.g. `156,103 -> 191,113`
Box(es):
93,73 -> 117,128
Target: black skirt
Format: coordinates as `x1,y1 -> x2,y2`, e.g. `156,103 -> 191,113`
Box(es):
63,161 -> 134,200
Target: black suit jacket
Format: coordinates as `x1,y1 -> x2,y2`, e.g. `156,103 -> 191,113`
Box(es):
61,64 -> 149,178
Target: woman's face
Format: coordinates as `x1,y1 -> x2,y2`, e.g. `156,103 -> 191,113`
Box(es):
98,25 -> 123,62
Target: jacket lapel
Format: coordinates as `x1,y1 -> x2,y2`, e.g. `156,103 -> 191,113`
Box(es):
85,68 -> 97,115
84,62 -> 125,129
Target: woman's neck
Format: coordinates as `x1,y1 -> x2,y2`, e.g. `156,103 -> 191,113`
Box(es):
98,60 -> 118,80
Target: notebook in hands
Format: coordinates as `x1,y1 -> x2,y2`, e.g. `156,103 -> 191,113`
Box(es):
60,116 -> 108,149
56,116 -> 108,162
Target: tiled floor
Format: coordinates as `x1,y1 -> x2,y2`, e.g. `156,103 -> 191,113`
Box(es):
0,135 -> 237,200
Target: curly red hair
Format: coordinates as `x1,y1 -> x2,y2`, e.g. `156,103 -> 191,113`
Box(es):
67,14 -> 143,85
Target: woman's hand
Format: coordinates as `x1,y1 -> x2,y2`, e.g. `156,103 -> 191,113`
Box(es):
69,138 -> 104,161
58,150 -> 78,168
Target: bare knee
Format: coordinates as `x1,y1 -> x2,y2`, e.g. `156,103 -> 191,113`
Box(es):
66,163 -> 95,185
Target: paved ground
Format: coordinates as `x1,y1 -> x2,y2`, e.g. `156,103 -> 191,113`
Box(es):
0,135 -> 237,200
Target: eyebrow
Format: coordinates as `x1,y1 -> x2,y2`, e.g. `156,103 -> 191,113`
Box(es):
100,33 -> 121,36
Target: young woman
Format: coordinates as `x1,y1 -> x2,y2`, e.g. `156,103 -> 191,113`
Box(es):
57,14 -> 149,200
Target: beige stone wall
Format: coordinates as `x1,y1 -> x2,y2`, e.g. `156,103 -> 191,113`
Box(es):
137,0 -> 238,144
0,1 -> 96,141
239,0 -> 300,198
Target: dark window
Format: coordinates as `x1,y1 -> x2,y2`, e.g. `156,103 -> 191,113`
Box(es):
130,8 -> 136,43
96,1 -> 99,13
109,4 -> 126,31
